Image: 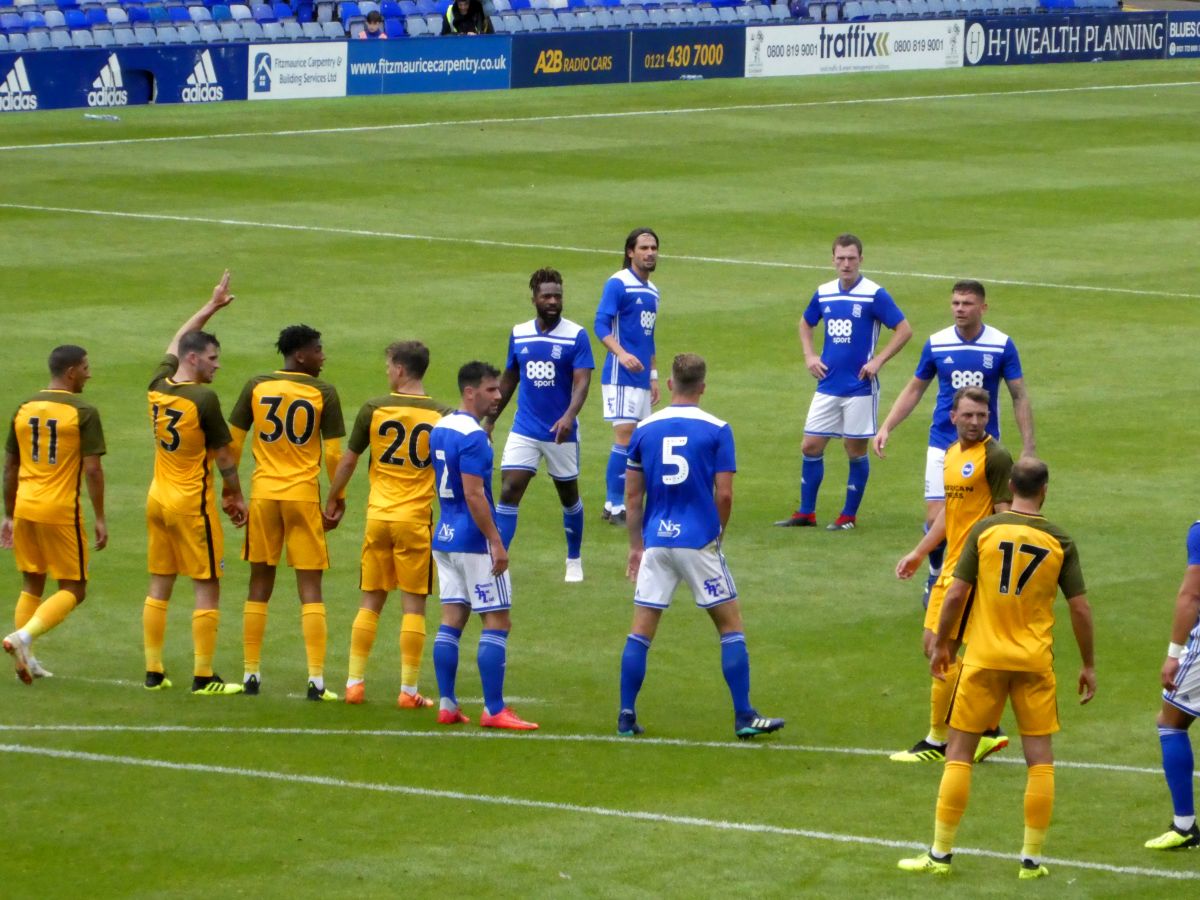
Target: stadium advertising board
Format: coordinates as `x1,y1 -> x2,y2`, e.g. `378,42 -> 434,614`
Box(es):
744,20 -> 964,78
1166,11 -> 1200,58
511,31 -> 629,88
963,13 -> 1166,65
347,36 -> 509,95
0,46 -> 247,113
247,42 -> 347,101
631,26 -> 745,82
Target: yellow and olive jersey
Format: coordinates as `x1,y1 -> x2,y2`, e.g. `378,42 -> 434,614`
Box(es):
6,390 -> 106,525
229,371 -> 345,502
348,393 -> 451,523
942,436 -> 1013,574
955,510 -> 1087,671
147,355 -> 232,515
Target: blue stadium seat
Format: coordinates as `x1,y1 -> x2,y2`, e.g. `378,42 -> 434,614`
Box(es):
176,19 -> 201,38
842,0 -> 864,17
273,0 -> 294,16
769,2 -> 790,19
131,21 -> 156,40
647,6 -> 666,23
217,18 -> 242,35
299,18 -> 321,34
211,2 -> 231,19
381,12 -> 402,33
240,17 -> 263,35
628,5 -> 647,23
592,6 -> 612,24
51,28 -> 75,46
111,23 -> 136,42
517,9 -> 535,26
397,0 -> 418,14
0,34 -> 9,51
280,16 -> 302,34
338,0 -> 359,25
320,17 -> 341,34
405,10 -> 428,32
146,4 -> 169,23
359,0 -> 379,12
252,2 -> 274,18
414,0 -> 437,11
715,4 -> 734,20
608,5 -> 630,23
92,25 -> 117,44
20,10 -> 46,27
44,8 -> 66,26
230,2 -> 252,18
155,22 -> 180,40
127,5 -> 152,22
24,27 -> 49,47
681,4 -> 701,23
5,31 -> 29,49
528,0 -> 547,8
380,0 -> 401,15
535,9 -> 558,26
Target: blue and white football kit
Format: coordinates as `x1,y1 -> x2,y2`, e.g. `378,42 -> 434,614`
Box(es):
1163,522 -> 1200,718
595,267 -> 659,513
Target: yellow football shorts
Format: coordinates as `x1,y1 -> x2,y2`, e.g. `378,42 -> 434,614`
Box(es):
12,517 -> 88,581
146,495 -> 223,580
923,571 -> 973,640
948,665 -> 1060,736
359,518 -> 433,595
243,498 -> 329,570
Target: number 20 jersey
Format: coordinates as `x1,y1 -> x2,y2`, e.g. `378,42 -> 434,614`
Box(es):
228,371 -> 345,502
347,393 -> 449,523
915,324 -> 1023,451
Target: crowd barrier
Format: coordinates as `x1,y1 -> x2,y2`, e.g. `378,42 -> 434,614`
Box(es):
2,11 -> 1195,113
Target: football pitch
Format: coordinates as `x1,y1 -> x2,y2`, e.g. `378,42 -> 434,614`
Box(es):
2,59 -> 1200,896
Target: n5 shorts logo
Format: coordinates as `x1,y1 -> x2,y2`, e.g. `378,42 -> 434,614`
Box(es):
253,52 -> 273,93
525,360 -> 556,387
182,50 -> 224,103
87,54 -> 128,108
656,519 -> 681,539
961,461 -> 975,478
827,318 -> 853,343
639,310 -> 656,333
0,58 -> 38,112
950,370 -> 984,389
473,583 -> 495,605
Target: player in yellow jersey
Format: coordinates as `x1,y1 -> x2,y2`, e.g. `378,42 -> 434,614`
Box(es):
899,457 -> 1095,879
143,271 -> 247,696
229,324 -> 346,701
324,340 -> 451,707
891,387 -> 1012,763
3,345 -> 106,684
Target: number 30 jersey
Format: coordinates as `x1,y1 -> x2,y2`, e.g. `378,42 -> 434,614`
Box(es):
626,405 -> 736,550
347,393 -> 451,523
915,324 -> 1023,451
228,370 -> 345,502
505,317 -> 594,443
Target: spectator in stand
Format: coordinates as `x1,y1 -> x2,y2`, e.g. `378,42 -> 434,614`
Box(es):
441,0 -> 493,34
357,10 -> 387,38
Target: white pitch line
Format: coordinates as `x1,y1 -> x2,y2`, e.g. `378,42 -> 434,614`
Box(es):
0,79 -> 1198,154
0,742 -> 1193,881
2,202 -> 1195,300
0,723 -> 1183,779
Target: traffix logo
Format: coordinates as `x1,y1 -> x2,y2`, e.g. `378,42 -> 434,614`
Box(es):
0,58 -> 38,112
182,50 -> 224,103
532,49 -> 614,75
87,54 -> 128,108
819,25 -> 890,59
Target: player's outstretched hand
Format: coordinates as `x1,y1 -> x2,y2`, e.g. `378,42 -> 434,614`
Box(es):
210,270 -> 235,310
0,517 -> 13,550
895,551 -> 922,580
223,494 -> 248,528
94,519 -> 108,551
1161,656 -> 1180,692
1078,666 -> 1097,704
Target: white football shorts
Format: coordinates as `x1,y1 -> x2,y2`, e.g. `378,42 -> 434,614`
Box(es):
601,384 -> 652,425
634,542 -> 738,610
500,431 -> 581,481
925,445 -> 948,501
1164,635 -> 1200,718
434,550 -> 512,613
803,391 -> 877,439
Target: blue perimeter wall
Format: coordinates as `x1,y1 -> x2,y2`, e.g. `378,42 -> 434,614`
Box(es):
1,11 -> 1197,114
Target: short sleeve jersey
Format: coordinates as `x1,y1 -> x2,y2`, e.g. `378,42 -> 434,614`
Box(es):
430,412 -> 495,554
347,393 -> 450,523
955,511 -> 1086,671
803,276 -> 905,397
228,371 -> 346,503
594,268 -> 658,390
915,324 -> 1023,450
506,317 -> 595,443
627,405 -> 736,550
6,390 -> 106,525
942,436 -> 1013,575
147,355 -> 232,515
1185,522 -> 1200,643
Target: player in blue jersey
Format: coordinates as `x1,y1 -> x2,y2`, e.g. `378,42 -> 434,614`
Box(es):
617,353 -> 785,740
594,228 -> 660,525
874,280 -> 1035,597
1145,520 -> 1200,850
486,268 -> 594,584
429,361 -> 538,731
776,234 -> 912,530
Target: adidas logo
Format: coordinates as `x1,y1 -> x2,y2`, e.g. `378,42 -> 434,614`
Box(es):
87,54 -> 128,108
520,347 -> 529,355
181,50 -> 224,103
0,58 -> 39,112
943,356 -> 954,363
824,305 -> 832,313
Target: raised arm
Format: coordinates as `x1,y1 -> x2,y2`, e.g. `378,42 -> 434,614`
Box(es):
166,270 -> 235,357
873,375 -> 932,459
1005,377 -> 1036,458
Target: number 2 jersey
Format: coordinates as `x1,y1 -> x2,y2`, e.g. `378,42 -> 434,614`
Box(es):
505,317 -> 594,443
6,390 -> 106,525
626,405 -> 736,550
346,392 -> 450,523
916,324 -> 1023,451
228,371 -> 345,502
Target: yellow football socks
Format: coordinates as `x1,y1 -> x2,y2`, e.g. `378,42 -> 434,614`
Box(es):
192,609 -> 219,678
15,591 -> 41,630
143,597 -> 169,673
301,603 -> 327,679
1022,764 -> 1055,860
933,760 -> 973,855
929,658 -> 961,744
400,613 -> 426,690
243,600 -> 269,673
23,589 -> 77,639
348,608 -> 379,682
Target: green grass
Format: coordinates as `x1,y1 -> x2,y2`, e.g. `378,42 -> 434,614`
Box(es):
2,60 -> 1200,896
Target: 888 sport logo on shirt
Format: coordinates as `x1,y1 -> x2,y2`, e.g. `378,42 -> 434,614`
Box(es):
950,370 -> 984,388
525,360 -> 557,387
827,319 -> 853,344
640,310 -> 656,334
